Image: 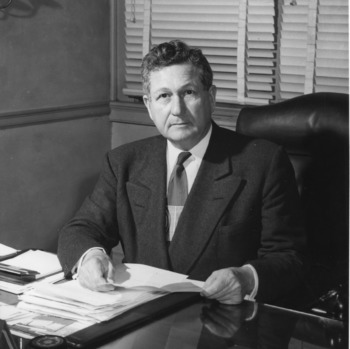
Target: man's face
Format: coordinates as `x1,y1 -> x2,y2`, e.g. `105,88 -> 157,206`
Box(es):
143,63 -> 216,150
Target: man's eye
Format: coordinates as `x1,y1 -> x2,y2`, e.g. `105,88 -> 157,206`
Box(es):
185,90 -> 194,95
158,93 -> 169,99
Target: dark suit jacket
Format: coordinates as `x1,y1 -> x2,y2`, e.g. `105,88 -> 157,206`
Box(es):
58,123 -> 306,304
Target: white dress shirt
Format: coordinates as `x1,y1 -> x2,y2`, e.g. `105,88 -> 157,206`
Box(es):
166,125 -> 212,193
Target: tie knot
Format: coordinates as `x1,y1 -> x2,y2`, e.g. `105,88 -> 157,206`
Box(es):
177,152 -> 191,167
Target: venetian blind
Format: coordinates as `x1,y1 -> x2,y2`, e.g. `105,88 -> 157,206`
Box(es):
150,0 -> 240,104
123,0 -> 145,97
278,0 -> 349,100
278,0 -> 312,100
314,0 -> 349,94
123,0 -> 348,105
245,0 -> 277,104
123,0 -> 277,105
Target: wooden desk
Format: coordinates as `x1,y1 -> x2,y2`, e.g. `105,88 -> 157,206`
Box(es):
3,290 -> 347,349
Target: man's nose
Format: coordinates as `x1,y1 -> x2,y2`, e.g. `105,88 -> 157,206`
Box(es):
171,96 -> 185,116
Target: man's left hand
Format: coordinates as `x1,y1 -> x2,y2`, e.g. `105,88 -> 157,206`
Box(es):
201,266 -> 255,304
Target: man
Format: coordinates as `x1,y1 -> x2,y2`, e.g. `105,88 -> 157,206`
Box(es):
58,40 -> 305,305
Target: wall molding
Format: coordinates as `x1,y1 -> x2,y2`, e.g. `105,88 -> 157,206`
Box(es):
109,101 -> 242,130
0,102 -> 111,129
0,100 -> 242,130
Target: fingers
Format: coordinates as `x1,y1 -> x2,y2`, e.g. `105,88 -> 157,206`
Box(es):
78,253 -> 115,292
201,269 -> 243,304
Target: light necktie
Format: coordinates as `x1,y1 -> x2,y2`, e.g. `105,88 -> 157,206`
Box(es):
167,151 -> 191,241
168,152 -> 192,205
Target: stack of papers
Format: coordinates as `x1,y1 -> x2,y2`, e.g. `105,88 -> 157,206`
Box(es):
0,273 -> 64,295
17,264 -> 204,324
0,301 -> 91,339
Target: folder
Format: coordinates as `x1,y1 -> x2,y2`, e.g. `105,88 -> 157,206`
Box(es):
0,249 -> 64,294
0,250 -> 62,283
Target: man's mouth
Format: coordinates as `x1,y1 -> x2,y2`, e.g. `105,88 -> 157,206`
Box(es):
171,122 -> 189,126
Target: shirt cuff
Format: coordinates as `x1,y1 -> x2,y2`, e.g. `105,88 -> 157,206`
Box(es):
72,247 -> 106,280
243,264 -> 259,301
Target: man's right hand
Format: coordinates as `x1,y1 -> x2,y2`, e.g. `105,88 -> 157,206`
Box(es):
78,249 -> 115,292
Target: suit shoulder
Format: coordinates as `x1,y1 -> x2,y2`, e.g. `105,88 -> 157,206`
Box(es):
108,135 -> 164,159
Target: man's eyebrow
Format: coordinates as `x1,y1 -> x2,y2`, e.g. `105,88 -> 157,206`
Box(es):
152,83 -> 200,95
153,87 -> 171,94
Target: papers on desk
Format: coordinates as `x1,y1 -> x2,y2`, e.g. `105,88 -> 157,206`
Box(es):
0,302 -> 90,339
0,272 -> 64,295
17,264 -> 204,324
0,249 -> 64,294
18,280 -> 165,323
0,250 -> 62,280
0,244 -> 19,261
109,263 -> 204,292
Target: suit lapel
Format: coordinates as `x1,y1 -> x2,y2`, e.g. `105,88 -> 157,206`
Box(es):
127,137 -> 171,269
168,125 -> 245,275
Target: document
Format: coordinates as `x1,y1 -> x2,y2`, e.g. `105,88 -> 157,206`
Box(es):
0,272 -> 64,295
1,302 -> 90,339
0,244 -> 23,263
108,263 -> 204,292
17,264 -> 204,324
0,244 -> 18,258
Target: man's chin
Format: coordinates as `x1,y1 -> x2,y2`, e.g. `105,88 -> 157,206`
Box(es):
168,132 -> 199,149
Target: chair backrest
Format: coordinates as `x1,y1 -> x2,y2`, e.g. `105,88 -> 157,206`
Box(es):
236,92 -> 349,295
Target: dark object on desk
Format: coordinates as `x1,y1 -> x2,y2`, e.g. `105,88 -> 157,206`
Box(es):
0,263 -> 39,284
0,263 -> 39,277
237,92 -> 349,308
0,319 -> 18,349
28,335 -> 67,349
310,283 -> 348,321
65,292 -> 200,348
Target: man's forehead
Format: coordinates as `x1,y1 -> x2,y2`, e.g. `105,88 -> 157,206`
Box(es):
148,64 -> 202,89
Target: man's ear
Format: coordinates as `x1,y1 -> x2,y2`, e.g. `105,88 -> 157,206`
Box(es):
143,95 -> 153,121
209,85 -> 217,114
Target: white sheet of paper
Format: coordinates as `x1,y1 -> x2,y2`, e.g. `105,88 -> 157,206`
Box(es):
110,263 -> 188,287
108,263 -> 204,292
0,243 -> 17,257
25,280 -> 124,307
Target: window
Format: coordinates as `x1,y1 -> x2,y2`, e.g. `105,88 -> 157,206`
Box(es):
278,0 -> 349,99
122,0 -> 348,105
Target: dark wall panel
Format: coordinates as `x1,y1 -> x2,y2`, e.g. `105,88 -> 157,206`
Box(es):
0,116 -> 111,252
0,0 -> 111,252
0,0 -> 110,113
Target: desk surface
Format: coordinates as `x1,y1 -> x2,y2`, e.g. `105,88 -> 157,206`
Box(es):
5,291 -> 347,349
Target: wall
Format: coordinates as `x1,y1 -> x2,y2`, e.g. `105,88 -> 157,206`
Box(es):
0,117 -> 110,252
0,0 -> 111,252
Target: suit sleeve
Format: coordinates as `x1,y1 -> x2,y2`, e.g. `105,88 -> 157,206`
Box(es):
57,153 -> 120,277
248,146 -> 306,304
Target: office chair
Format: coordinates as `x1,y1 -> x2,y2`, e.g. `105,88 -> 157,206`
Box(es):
236,92 -> 349,318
